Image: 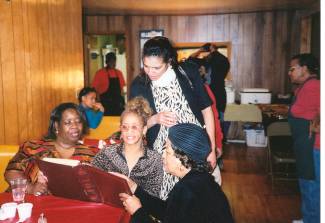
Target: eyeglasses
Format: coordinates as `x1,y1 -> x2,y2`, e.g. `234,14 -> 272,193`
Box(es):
120,124 -> 142,132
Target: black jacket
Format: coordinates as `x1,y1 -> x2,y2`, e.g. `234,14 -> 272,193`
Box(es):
130,62 -> 212,148
132,170 -> 234,223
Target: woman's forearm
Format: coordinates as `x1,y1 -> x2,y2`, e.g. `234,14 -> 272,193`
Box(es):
202,106 -> 216,150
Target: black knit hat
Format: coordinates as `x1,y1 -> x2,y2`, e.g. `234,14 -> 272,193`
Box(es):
168,123 -> 211,164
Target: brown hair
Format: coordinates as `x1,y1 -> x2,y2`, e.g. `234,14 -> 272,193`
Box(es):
121,96 -> 153,126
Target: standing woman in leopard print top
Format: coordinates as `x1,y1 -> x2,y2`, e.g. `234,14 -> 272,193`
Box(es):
92,97 -> 163,197
130,36 -> 216,200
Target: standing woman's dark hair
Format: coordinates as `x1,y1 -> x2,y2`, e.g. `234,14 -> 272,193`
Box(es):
78,87 -> 97,103
45,103 -> 88,139
291,53 -> 320,79
142,36 -> 178,69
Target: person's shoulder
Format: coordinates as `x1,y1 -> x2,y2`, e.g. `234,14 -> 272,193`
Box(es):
19,139 -> 54,154
74,142 -> 99,155
146,148 -> 162,160
305,78 -> 320,87
95,68 -> 106,74
114,68 -> 123,74
24,139 -> 54,148
103,143 -> 120,153
131,74 -> 147,84
130,74 -> 149,94
179,60 -> 199,72
301,78 -> 320,94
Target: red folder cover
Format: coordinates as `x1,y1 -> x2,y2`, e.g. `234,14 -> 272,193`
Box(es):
37,158 -> 131,208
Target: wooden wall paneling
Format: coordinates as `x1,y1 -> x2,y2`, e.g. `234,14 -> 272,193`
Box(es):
70,0 -> 84,102
253,12 -> 264,91
300,16 -> 311,53
12,0 -> 28,141
63,0 -> 74,103
228,14 -> 239,89
0,0 -> 84,144
1,1 -> 19,143
274,11 -> 288,94
107,16 -> 126,33
21,0 -> 33,142
37,0 -> 47,136
27,0 -> 42,139
46,0 -> 57,120
85,16 -> 96,34
51,1 -> 62,104
124,16 -> 134,91
0,1 -> 5,142
97,16 -> 109,34
85,11 -> 311,100
40,0 -> 54,122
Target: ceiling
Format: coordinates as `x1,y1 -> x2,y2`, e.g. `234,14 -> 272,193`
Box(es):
82,0 -> 320,15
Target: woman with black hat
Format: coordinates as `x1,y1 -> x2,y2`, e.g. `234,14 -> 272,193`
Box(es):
118,123 -> 234,223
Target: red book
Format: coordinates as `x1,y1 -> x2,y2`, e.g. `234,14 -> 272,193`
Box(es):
37,158 -> 131,208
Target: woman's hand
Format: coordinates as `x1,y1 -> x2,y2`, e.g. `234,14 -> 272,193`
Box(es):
109,172 -> 137,193
27,182 -> 48,196
27,171 -> 49,196
207,149 -> 217,170
152,111 -> 177,127
119,193 -> 142,215
37,171 -> 48,184
216,147 -> 223,159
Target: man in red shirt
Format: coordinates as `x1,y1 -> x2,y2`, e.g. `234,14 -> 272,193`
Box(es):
288,53 -> 320,223
92,52 -> 126,115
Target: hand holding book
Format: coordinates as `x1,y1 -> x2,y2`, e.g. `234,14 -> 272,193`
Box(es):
37,158 -> 132,208
109,172 -> 138,193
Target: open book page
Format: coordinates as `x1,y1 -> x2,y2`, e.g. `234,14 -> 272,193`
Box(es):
42,157 -> 80,167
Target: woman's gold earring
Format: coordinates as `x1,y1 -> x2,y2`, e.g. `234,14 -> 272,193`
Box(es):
55,129 -> 59,134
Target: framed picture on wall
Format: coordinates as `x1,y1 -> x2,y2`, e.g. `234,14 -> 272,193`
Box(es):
139,29 -> 164,67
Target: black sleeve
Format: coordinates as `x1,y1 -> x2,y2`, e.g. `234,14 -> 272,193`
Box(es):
132,208 -> 155,223
180,62 -> 212,110
129,75 -> 146,99
134,186 -> 167,220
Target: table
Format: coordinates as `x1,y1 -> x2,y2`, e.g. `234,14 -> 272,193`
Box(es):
224,104 -> 262,122
224,104 -> 262,141
0,193 -> 130,223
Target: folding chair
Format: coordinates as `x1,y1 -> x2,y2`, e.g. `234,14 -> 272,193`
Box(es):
267,122 -> 296,192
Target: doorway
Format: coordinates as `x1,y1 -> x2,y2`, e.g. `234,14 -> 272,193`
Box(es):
83,34 -> 127,100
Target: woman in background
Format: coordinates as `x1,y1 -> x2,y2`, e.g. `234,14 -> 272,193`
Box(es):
78,87 -> 104,129
130,36 -> 216,199
119,123 -> 234,223
92,97 -> 163,197
5,103 -> 98,195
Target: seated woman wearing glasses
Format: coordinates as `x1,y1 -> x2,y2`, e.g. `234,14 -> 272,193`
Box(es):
92,97 -> 163,197
118,123 -> 234,223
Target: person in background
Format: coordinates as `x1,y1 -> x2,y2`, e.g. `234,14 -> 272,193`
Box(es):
92,52 -> 126,116
118,123 -> 234,223
5,103 -> 98,195
186,56 -> 223,184
130,36 -> 216,200
287,53 -> 320,223
78,87 -> 104,129
192,43 -> 230,142
92,97 -> 163,197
